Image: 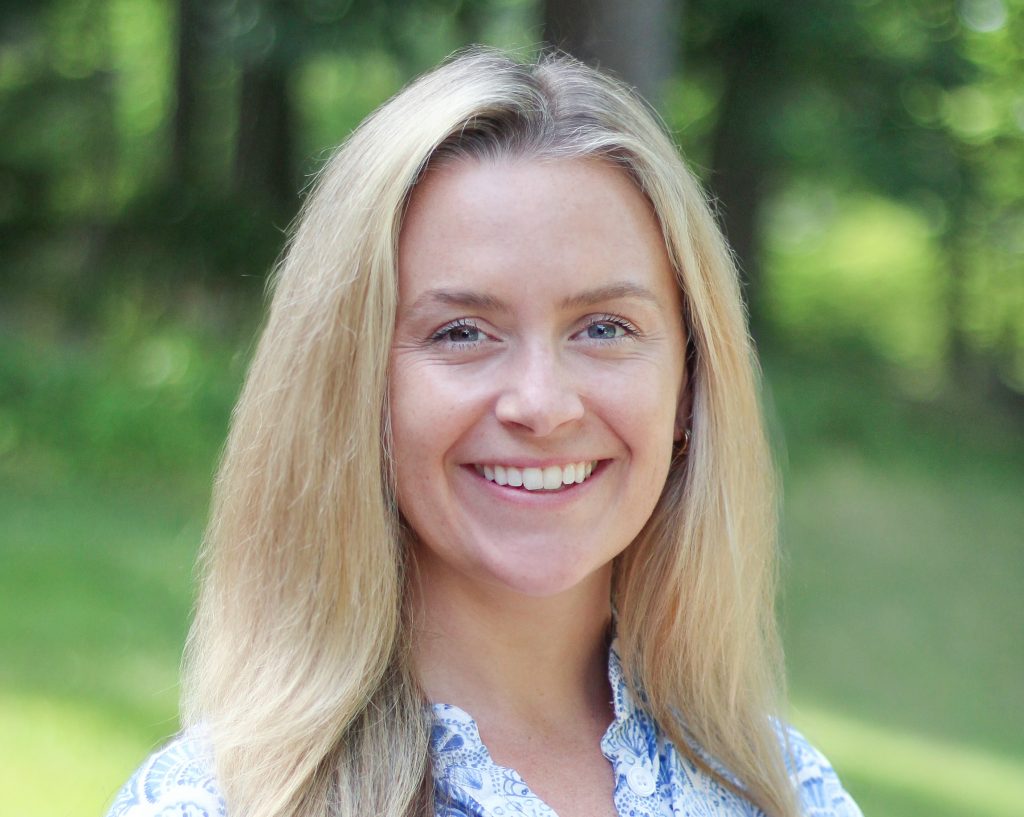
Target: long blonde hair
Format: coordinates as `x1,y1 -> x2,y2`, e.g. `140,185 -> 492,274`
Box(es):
182,47 -> 795,817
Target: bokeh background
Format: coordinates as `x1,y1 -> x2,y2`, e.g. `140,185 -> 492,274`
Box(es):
1,1 -> 1022,815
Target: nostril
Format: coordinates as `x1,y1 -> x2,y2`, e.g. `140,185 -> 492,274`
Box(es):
494,387 -> 585,436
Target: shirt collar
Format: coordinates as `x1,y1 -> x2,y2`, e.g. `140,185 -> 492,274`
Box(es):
429,639 -> 647,775
607,637 -> 641,724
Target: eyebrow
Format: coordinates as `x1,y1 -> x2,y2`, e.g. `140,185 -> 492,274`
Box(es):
558,282 -> 661,310
405,281 -> 662,317
406,288 -> 512,316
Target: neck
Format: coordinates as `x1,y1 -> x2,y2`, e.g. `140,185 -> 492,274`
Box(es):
411,558 -> 613,728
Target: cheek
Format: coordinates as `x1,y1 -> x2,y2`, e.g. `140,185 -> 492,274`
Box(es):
389,359 -> 452,442
388,367 -> 435,501
387,361 -> 484,503
600,368 -> 680,485
602,366 -> 680,437
389,397 -> 446,548
390,379 -> 441,453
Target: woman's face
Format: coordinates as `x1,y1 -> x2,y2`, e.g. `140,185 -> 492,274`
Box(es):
389,158 -> 686,600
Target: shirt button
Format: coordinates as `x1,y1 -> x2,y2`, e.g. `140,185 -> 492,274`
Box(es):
626,764 -> 656,796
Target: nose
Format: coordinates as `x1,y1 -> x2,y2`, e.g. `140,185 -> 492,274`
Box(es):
494,343 -> 585,436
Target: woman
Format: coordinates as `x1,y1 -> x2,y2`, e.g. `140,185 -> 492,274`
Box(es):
109,49 -> 862,817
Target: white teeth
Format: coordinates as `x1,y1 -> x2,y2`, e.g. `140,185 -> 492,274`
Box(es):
476,460 -> 599,491
522,467 -> 544,490
542,466 -> 563,490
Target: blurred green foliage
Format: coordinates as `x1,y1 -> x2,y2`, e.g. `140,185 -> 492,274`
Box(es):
1,0 -> 1022,815
1,291 -> 247,488
3,0 -> 1020,389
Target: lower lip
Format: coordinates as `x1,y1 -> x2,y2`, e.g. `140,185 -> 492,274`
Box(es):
462,462 -> 605,504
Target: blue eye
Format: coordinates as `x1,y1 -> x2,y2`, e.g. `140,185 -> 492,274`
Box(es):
445,325 -> 480,343
431,320 -> 482,345
586,321 -> 626,340
583,314 -> 639,341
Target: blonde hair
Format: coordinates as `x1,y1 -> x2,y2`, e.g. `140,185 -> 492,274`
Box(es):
182,47 -> 795,817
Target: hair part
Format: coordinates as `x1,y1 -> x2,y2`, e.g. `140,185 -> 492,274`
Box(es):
182,46 -> 795,817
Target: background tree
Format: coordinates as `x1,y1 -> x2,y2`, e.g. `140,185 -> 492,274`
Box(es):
542,0 -> 679,104
1,4 -> 1021,817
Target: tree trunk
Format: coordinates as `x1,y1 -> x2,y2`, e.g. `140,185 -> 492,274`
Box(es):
235,58 -> 294,210
172,0 -> 204,186
543,0 -> 678,107
707,13 -> 779,329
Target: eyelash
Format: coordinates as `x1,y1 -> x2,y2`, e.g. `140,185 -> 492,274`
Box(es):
426,314 -> 642,347
585,313 -> 641,341
429,318 -> 484,346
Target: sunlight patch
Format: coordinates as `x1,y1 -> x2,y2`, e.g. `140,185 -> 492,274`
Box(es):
791,701 -> 1024,816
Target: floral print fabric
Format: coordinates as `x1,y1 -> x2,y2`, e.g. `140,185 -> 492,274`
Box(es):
108,647 -> 862,817
428,647 -> 862,817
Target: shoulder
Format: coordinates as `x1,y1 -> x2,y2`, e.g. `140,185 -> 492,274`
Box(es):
781,725 -> 864,817
106,728 -> 225,817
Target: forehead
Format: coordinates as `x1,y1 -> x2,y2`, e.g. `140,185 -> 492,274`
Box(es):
397,158 -> 679,305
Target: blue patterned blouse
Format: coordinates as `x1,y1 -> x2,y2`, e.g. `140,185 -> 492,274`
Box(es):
107,647 -> 862,817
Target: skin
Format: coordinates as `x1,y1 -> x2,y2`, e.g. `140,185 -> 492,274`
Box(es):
389,157 -> 687,817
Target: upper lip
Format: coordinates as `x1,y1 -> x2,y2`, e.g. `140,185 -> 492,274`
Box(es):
466,458 -> 602,467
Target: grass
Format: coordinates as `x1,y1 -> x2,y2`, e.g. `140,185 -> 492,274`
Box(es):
0,470 -> 201,817
766,354 -> 1024,814
2,335 -> 1022,817
0,690 -> 163,817
791,703 -> 1024,817
782,453 -> 1024,754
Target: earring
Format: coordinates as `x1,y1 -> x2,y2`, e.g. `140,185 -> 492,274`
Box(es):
674,427 -> 691,456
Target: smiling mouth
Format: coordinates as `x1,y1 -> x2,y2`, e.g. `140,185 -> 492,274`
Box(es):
472,461 -> 598,491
